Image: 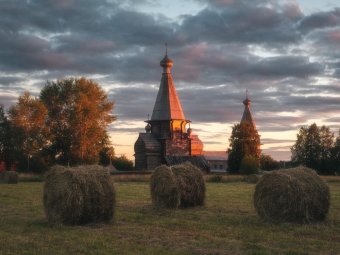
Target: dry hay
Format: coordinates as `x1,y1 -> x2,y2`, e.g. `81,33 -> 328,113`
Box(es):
43,165 -> 115,225
0,171 -> 18,184
254,166 -> 330,223
171,162 -> 205,207
150,162 -> 205,208
150,165 -> 180,209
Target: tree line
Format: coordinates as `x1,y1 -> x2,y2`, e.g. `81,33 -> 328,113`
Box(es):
2,78 -> 339,175
227,122 -> 340,175
0,77 -> 133,172
291,123 -> 340,175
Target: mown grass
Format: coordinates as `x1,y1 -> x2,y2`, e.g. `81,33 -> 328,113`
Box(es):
0,180 -> 339,255
112,174 -> 254,183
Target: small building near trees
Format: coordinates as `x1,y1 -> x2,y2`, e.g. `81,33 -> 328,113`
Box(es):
203,151 -> 228,172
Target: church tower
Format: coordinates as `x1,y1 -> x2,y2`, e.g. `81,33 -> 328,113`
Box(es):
239,91 -> 261,157
241,91 -> 256,129
134,49 -> 205,171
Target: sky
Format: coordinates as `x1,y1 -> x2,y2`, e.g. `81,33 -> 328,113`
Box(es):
1,0 -> 340,161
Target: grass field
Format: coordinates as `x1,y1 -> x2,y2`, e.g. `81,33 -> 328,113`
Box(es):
0,179 -> 340,255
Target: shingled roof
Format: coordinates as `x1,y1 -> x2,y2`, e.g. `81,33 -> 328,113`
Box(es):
134,133 -> 161,153
150,53 -> 185,121
241,96 -> 256,129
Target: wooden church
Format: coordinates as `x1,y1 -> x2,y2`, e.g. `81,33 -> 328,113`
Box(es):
241,92 -> 256,129
134,50 -> 209,171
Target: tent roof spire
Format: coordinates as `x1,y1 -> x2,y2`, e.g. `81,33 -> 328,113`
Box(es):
150,48 -> 185,121
241,91 -> 256,129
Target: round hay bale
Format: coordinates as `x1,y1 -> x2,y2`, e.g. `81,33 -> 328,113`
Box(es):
150,165 -> 180,209
254,166 -> 330,223
171,162 -> 206,208
43,165 -> 115,225
0,171 -> 18,184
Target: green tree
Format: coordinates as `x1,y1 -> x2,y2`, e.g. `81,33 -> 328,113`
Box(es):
9,92 -> 48,171
260,154 -> 280,171
40,77 -> 116,165
0,105 -> 18,170
319,125 -> 334,172
291,123 -> 334,174
331,130 -> 340,175
99,145 -> 115,166
0,105 -> 8,163
0,105 -> 28,171
227,122 -> 261,173
112,155 -> 134,171
239,155 -> 259,174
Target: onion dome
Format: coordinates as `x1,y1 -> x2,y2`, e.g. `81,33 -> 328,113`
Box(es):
160,44 -> 173,73
243,97 -> 251,106
160,54 -> 173,69
243,89 -> 251,106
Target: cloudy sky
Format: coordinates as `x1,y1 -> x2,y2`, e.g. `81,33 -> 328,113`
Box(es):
1,0 -> 340,160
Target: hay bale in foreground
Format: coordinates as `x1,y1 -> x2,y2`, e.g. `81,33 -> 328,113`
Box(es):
0,171 -> 18,184
150,162 -> 205,208
150,165 -> 180,208
254,166 -> 330,223
171,162 -> 205,207
43,165 -> 115,225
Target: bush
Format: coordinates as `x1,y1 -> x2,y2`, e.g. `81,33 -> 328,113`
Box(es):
112,155 -> 134,171
150,162 -> 205,209
18,173 -> 44,182
208,174 -> 223,183
0,171 -> 18,184
254,166 -> 330,223
260,154 -> 280,171
240,155 -> 259,175
244,174 -> 262,184
43,165 -> 115,225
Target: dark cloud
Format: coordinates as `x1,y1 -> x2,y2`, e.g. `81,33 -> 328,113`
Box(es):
246,56 -> 324,78
0,0 -> 177,74
299,8 -> 340,32
0,76 -> 24,87
180,3 -> 302,46
109,85 -> 158,120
